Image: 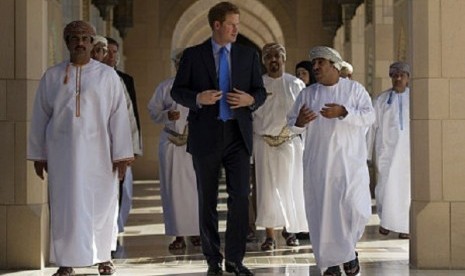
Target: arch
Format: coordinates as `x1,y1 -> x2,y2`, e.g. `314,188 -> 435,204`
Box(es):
171,0 -> 285,51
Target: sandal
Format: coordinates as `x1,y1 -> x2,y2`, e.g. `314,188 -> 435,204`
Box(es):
323,265 -> 341,276
295,232 -> 310,240
398,233 -> 410,239
52,267 -> 75,276
379,226 -> 390,235
343,252 -> 360,276
260,237 -> 276,251
168,237 -> 186,250
281,229 -> 290,239
189,236 -> 202,246
285,233 -> 300,246
98,261 -> 116,275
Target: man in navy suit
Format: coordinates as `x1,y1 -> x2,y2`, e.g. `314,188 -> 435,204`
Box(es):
171,2 -> 266,275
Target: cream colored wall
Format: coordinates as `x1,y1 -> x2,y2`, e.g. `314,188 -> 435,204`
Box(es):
0,0 -> 50,269
409,0 -> 465,269
371,0 -> 394,96
349,5 -> 366,86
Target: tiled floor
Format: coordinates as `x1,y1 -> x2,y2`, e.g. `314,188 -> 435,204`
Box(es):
2,180 -> 464,276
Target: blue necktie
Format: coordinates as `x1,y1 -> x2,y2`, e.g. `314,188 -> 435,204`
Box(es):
219,47 -> 232,121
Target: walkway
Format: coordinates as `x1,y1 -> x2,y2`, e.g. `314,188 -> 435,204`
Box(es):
2,180 -> 463,275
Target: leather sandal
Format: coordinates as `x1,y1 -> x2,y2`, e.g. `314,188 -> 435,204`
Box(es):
168,237 -> 186,250
285,233 -> 300,246
343,252 -> 360,276
398,233 -> 410,239
260,237 -> 276,251
52,267 -> 75,276
189,236 -> 202,246
98,261 -> 116,275
323,265 -> 341,276
379,226 -> 390,235
281,229 -> 290,239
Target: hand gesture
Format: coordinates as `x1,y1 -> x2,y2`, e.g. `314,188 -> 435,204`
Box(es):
167,110 -> 180,121
295,105 -> 317,127
227,88 -> 255,109
197,90 -> 222,105
320,103 -> 347,119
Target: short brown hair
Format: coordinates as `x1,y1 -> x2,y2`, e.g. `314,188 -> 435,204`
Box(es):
208,1 -> 240,29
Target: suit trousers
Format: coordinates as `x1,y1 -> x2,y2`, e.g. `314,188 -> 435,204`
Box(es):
192,120 -> 250,265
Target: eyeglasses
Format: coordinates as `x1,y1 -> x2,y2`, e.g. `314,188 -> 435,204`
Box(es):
69,35 -> 92,43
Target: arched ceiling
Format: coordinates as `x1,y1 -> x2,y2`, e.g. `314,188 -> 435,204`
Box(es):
172,0 -> 284,50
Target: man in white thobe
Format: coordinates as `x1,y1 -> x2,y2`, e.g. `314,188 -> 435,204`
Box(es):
287,46 -> 375,276
253,43 -> 308,251
368,62 -> 411,239
91,35 -> 142,257
147,49 -> 200,250
27,21 -> 134,276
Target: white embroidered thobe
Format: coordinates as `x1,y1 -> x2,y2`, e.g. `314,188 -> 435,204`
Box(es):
27,59 -> 134,267
147,77 -> 199,236
368,88 -> 410,234
287,78 -> 375,268
253,73 -> 308,233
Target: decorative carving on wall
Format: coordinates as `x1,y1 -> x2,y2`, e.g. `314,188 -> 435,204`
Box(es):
113,0 -> 133,38
92,0 -> 118,20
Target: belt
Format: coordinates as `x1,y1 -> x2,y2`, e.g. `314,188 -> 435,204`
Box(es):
164,126 -> 188,146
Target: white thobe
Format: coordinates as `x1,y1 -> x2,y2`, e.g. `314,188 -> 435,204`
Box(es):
147,77 -> 199,236
287,78 -> 375,268
27,59 -> 134,267
253,73 -> 308,232
368,88 -> 410,234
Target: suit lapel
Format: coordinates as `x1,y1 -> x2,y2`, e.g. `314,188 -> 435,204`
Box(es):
201,40 -> 218,89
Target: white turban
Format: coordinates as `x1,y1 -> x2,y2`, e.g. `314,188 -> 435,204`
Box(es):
262,42 -> 286,63
340,61 -> 353,73
389,62 -> 410,77
93,35 -> 108,48
309,46 -> 343,70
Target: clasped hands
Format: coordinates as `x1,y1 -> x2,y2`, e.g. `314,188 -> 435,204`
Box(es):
197,88 -> 254,108
295,103 -> 347,127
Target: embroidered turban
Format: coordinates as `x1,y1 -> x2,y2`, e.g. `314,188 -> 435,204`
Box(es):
262,42 -> 286,63
309,46 -> 343,70
63,20 -> 96,42
389,62 -> 410,77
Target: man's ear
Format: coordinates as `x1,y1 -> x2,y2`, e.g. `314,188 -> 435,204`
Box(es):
213,21 -> 221,30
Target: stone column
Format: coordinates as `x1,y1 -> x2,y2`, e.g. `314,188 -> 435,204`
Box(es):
409,0 -> 465,269
365,0 -> 394,96
0,0 -> 50,269
349,4 -> 366,86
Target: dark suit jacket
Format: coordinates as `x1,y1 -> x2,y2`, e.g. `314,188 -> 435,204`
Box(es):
116,70 -> 141,134
171,39 -> 266,156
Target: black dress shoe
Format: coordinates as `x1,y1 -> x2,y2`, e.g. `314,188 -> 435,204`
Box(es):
207,263 -> 223,275
225,261 -> 253,276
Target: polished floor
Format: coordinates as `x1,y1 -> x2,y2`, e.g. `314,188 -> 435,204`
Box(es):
2,180 -> 464,276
